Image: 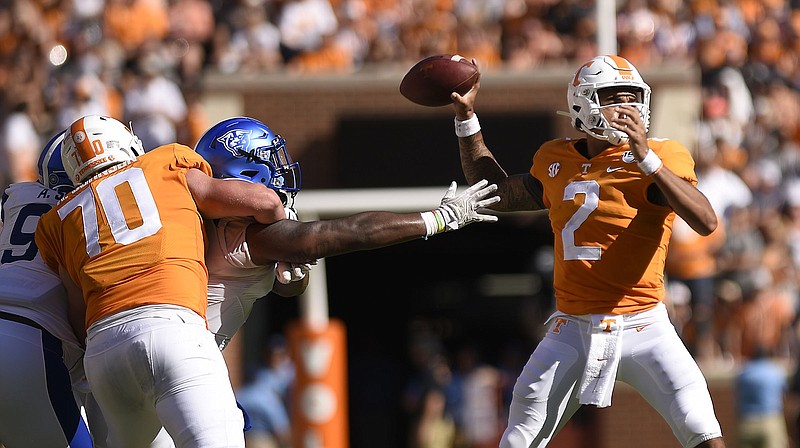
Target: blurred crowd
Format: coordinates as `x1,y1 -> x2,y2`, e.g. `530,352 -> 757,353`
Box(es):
7,0 -> 800,446
3,0 -> 800,183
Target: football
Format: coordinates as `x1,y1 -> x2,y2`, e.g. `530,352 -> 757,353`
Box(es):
399,54 -> 479,107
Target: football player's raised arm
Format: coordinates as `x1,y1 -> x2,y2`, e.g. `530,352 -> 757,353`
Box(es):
245,180 -> 500,265
450,74 -> 509,188
457,130 -> 509,186
186,168 -> 286,224
450,72 -> 541,213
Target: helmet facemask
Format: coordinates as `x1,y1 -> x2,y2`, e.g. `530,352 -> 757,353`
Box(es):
242,134 -> 301,206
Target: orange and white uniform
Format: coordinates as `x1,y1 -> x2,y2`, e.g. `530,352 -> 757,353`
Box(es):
501,138 -> 723,448
37,144 -> 209,328
532,137 -> 696,315
35,144 -> 245,448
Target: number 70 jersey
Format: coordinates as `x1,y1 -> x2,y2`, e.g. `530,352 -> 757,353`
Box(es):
35,144 -> 213,328
531,137 -> 698,316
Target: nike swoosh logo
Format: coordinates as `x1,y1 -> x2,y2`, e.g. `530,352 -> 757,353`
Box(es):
635,324 -> 652,332
607,166 -> 623,173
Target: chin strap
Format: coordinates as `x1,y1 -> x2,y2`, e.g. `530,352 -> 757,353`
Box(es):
602,128 -> 629,146
557,110 -> 629,146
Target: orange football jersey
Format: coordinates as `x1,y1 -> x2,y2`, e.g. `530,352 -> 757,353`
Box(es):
532,138 -> 697,315
35,144 -> 212,328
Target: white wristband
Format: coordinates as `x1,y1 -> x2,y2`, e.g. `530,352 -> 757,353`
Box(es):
420,211 -> 440,237
455,114 -> 481,138
637,150 -> 663,176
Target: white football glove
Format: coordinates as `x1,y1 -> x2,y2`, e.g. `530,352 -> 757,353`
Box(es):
275,260 -> 316,284
421,179 -> 500,236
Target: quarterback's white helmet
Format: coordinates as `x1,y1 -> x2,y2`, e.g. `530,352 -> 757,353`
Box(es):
565,55 -> 651,145
62,115 -> 145,185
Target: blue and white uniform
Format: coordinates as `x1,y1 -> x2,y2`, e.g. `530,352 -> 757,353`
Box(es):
0,181 -> 93,447
205,217 -> 277,351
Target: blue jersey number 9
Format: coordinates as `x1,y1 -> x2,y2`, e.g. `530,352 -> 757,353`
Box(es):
1,203 -> 52,264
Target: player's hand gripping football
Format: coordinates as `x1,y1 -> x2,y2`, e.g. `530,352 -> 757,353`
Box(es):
451,58 -> 480,121
435,179 -> 500,232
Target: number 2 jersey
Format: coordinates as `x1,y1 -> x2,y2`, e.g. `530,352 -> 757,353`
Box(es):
531,137 -> 697,315
0,182 -> 80,347
35,144 -> 213,329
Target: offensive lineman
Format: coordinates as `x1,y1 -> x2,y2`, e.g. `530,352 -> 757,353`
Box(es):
35,115 -> 287,448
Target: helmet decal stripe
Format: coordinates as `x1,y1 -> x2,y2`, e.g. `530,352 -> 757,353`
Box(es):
69,117 -> 99,164
607,55 -> 631,71
38,138 -> 55,182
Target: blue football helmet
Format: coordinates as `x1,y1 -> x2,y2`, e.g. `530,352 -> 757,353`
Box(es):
37,131 -> 74,194
194,117 -> 301,204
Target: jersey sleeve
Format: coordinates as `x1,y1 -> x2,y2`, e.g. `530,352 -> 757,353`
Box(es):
530,139 -> 568,210
206,217 -> 262,270
653,139 -> 697,185
164,143 -> 213,176
34,210 -> 62,275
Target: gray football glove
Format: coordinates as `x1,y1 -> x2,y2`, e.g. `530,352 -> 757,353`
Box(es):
422,179 -> 500,236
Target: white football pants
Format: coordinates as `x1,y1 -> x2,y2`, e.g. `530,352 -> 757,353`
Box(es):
500,302 -> 723,448
84,305 -> 244,448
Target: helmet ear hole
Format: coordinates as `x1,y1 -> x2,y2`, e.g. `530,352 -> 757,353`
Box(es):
240,169 -> 260,179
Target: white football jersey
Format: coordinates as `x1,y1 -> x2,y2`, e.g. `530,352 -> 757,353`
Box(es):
205,217 -> 276,350
0,182 -> 81,348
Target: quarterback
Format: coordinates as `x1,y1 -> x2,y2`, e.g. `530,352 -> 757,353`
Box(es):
449,55 -> 726,448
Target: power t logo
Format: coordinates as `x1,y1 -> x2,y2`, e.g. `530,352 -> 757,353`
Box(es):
217,129 -> 252,157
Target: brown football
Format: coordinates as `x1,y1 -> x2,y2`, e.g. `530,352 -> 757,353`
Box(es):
399,54 -> 479,107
